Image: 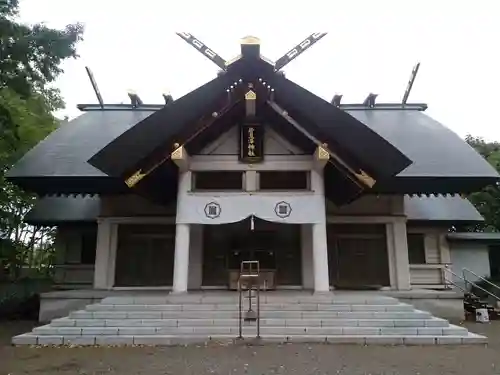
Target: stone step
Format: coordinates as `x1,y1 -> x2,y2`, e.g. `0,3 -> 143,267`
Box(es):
51,317 -> 449,328
69,310 -> 432,320
88,303 -> 415,312
12,332 -> 487,346
12,293 -> 487,347
101,296 -> 400,306
32,324 -> 469,336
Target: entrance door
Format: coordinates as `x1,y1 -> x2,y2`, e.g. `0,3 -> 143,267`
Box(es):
202,219 -> 302,287
328,224 -> 390,288
114,224 -> 175,287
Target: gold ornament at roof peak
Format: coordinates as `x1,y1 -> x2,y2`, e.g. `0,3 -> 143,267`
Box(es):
241,36 -> 260,45
245,90 -> 257,100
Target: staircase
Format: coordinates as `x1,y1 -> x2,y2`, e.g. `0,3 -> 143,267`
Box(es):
444,267 -> 500,322
12,292 -> 486,346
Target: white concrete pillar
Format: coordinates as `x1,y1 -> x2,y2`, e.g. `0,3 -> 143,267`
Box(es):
388,220 -> 411,290
172,170 -> 192,293
310,169 -> 330,292
245,170 -> 258,191
107,224 -> 118,288
386,223 -> 397,289
93,218 -> 112,289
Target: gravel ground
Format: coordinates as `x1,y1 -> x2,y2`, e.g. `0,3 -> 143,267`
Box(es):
1,320 -> 500,375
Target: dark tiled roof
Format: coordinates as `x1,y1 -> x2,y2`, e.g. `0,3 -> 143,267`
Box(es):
6,108 -> 499,182
404,195 -> 483,222
349,110 -> 498,178
7,110 -> 154,178
88,76 -> 236,178
25,194 -> 483,225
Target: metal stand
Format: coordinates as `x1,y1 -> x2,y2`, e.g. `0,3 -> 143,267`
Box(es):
238,260 -> 261,339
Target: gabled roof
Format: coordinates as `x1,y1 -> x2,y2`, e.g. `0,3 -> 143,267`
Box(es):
7,110 -> 154,178
350,110 -> 498,178
84,54 -> 415,206
261,73 -> 412,178
24,195 -> 484,226
88,75 -> 237,178
6,110 -> 155,195
7,35 -> 499,203
7,107 -> 498,192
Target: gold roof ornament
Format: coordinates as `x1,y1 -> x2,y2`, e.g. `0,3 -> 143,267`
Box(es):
241,36 -> 260,45
171,145 -> 185,160
245,90 -> 257,100
125,169 -> 146,188
316,146 -> 330,161
353,170 -> 376,188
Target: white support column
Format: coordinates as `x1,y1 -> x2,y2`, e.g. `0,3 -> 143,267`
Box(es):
107,224 -> 118,288
310,169 -> 330,292
387,221 -> 411,290
245,170 -> 258,191
386,223 -> 397,289
172,170 -> 192,293
93,218 -> 112,289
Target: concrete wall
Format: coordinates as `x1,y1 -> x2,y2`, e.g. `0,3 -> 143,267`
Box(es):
450,242 -> 491,289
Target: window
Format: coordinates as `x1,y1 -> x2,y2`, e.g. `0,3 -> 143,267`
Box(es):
259,171 -> 309,190
63,227 -> 97,265
407,233 -> 426,264
193,172 -> 243,190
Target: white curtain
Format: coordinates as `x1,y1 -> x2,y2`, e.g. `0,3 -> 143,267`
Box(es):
176,193 -> 325,225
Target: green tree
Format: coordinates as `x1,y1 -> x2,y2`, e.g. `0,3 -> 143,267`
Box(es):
0,0 -> 83,277
465,135 -> 500,232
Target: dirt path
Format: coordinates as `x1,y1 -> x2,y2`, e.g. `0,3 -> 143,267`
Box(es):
1,320 -> 499,375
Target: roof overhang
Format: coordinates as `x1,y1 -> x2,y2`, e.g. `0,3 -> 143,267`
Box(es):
373,176 -> 499,195
259,73 -> 413,179
7,176 -> 128,196
88,74 -> 238,179
86,55 -> 413,206
447,232 -> 500,244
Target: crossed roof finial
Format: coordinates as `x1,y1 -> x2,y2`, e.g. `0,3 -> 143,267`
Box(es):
175,32 -> 328,72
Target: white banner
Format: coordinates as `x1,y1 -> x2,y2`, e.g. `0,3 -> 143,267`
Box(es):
176,193 -> 325,225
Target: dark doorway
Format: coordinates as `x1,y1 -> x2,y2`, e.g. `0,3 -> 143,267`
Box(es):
327,224 -> 390,289
114,224 -> 175,287
202,219 -> 302,287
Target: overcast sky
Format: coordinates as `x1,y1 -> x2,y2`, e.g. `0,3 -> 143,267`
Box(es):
18,0 -> 500,141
